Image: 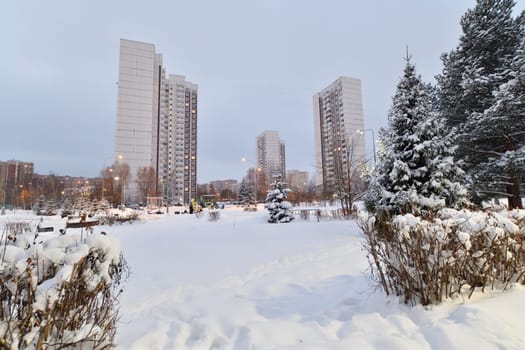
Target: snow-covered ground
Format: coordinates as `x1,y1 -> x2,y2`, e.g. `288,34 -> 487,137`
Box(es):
109,206 -> 525,349
3,207 -> 525,349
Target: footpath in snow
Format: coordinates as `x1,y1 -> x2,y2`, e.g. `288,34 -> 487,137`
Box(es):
110,207 -> 525,350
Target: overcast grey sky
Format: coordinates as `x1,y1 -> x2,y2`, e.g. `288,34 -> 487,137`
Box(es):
2,1 -> 523,183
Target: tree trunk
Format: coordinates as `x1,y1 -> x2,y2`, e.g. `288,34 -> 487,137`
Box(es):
506,168 -> 522,209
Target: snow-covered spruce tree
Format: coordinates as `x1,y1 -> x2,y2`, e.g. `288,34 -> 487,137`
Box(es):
366,55 -> 467,218
462,40 -> 525,208
34,195 -> 46,215
61,197 -> 74,218
237,181 -> 253,205
265,174 -> 294,223
437,0 -> 525,207
75,197 -> 90,217
44,198 -> 57,216
99,198 -> 110,211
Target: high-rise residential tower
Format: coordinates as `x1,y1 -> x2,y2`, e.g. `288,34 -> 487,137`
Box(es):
161,74 -> 198,204
115,39 -> 197,204
313,76 -> 366,194
256,130 -> 286,188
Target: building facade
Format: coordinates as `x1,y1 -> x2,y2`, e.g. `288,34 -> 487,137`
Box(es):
115,39 -> 162,200
161,75 -> 198,204
210,179 -> 238,193
256,130 -> 286,187
286,170 -> 309,191
115,39 -> 198,204
313,77 -> 366,194
0,160 -> 34,208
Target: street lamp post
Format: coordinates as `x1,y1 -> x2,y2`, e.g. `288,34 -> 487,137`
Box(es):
256,167 -> 262,202
101,157 -> 115,201
18,184 -> 23,209
113,176 -> 120,208
102,168 -> 113,201
121,180 -> 125,208
116,154 -> 125,208
1,167 -> 7,214
356,129 -> 376,165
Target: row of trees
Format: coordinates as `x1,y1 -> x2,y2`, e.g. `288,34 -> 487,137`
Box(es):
318,0 -> 525,217
196,181 -> 317,205
4,175 -> 99,210
362,0 -> 525,306
4,162 -> 158,210
100,162 -> 157,205
366,0 -> 525,214
438,0 -> 525,208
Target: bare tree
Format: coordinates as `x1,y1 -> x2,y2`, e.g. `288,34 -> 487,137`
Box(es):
100,166 -> 116,204
219,188 -> 235,201
136,166 -> 156,204
112,161 -> 129,205
330,137 -> 367,216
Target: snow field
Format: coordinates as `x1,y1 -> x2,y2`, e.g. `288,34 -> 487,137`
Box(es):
3,208 -> 525,349
110,207 -> 525,349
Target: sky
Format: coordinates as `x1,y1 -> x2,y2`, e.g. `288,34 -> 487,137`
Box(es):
2,1 -> 524,184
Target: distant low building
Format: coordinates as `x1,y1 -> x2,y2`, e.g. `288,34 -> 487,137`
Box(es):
287,170 -> 309,191
209,179 -> 238,201
210,179 -> 238,193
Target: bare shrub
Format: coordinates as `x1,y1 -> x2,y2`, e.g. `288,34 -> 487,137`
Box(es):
361,209 -> 525,306
208,210 -> 221,222
3,220 -> 33,236
97,211 -> 140,226
299,210 -> 309,221
0,223 -> 128,349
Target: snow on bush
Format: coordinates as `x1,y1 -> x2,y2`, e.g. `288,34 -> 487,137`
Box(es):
360,208 -> 525,306
0,222 -> 127,349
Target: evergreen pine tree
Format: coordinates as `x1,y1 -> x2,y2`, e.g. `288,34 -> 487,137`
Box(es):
89,199 -> 99,216
99,199 -> 110,212
34,195 -> 46,215
45,199 -> 57,216
265,174 -> 294,223
466,41 -> 525,207
76,197 -> 90,216
437,0 -> 525,206
238,181 -> 253,205
366,56 -> 467,217
61,197 -> 73,218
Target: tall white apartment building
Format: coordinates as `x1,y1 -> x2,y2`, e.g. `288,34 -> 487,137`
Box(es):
313,77 -> 366,194
162,75 -> 198,204
115,39 -> 197,204
256,130 -> 286,184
